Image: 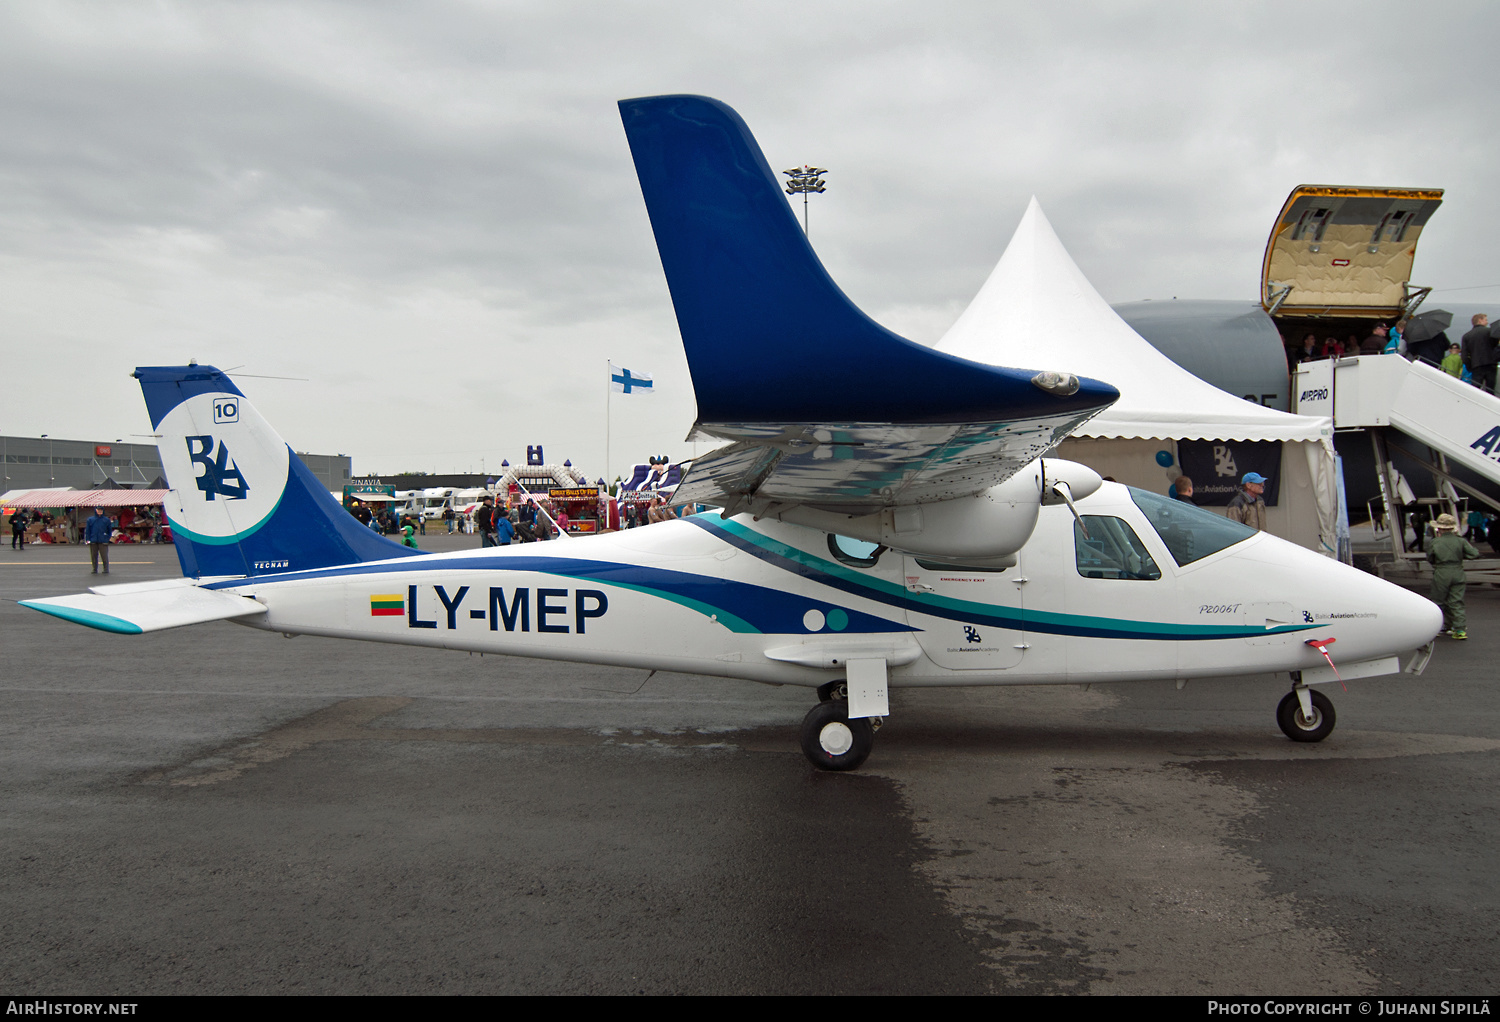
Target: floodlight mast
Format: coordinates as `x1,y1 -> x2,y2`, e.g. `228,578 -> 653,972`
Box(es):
782,165 -> 827,237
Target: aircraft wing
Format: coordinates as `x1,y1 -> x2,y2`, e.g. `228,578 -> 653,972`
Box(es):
673,416 -> 1094,515
20,579 -> 266,634
619,95 -> 1118,516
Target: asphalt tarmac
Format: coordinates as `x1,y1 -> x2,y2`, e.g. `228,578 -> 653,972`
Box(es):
2,535 -> 1497,995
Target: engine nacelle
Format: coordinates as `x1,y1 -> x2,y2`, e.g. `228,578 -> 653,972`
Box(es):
1039,458 -> 1104,506
777,458 -> 1102,560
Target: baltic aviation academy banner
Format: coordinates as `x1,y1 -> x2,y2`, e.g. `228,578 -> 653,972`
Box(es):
1177,440 -> 1282,507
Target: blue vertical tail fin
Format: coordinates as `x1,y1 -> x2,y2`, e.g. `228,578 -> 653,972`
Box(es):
135,365 -> 418,578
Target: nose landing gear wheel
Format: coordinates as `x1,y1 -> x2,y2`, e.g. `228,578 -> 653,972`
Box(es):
1277,689 -> 1336,742
800,699 -> 874,771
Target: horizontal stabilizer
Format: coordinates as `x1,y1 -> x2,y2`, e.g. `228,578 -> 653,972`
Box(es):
21,586 -> 267,634
87,576 -> 243,596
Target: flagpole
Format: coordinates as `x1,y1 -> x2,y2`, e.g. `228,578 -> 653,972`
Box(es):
605,359 -> 611,494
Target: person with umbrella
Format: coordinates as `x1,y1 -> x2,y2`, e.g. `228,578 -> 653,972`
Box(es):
1404,308 -> 1454,366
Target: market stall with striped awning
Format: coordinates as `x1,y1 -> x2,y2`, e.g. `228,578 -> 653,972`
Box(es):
4,489 -> 171,508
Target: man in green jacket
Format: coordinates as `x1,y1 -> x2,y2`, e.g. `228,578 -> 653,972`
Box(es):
1427,513 -> 1478,639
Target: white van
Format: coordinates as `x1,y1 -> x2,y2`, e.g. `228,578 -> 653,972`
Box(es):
420,487 -> 456,521
393,490 -> 422,519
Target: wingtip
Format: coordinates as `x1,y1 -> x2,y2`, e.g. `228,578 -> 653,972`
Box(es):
19,599 -> 144,635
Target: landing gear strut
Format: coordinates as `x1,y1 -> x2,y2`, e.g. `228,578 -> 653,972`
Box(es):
800,696 -> 874,771
1277,686 -> 1336,743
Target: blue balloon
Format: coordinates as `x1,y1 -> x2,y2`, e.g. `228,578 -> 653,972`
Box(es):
1155,450 -> 1175,468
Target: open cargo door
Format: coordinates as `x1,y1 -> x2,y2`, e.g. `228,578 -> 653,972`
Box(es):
1261,185 -> 1443,319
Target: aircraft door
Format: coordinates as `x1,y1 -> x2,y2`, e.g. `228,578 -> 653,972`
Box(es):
1261,185 -> 1443,319
902,556 -> 1025,669
1064,511 -> 1179,677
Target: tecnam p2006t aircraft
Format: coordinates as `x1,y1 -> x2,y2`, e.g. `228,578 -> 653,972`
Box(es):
22,95 -> 1443,771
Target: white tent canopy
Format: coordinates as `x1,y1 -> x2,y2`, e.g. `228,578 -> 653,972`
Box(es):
935,198 -> 1339,554
938,198 -> 1331,442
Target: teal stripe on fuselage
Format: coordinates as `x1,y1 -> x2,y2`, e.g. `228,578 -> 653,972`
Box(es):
695,516 -> 1318,642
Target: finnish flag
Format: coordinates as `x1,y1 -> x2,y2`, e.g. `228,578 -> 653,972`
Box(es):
609,362 -> 654,396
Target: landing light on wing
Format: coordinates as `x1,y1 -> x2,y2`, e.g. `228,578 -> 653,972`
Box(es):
1031,371 -> 1080,396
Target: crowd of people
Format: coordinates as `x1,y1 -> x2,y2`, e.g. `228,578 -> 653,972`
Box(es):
472,497 -> 551,547
1286,313 -> 1497,393
346,491 -> 687,549
623,496 -> 680,528
346,501 -> 423,537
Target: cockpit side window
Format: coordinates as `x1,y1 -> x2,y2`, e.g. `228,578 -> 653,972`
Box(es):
1073,516 -> 1162,580
827,534 -> 886,568
1127,486 -> 1258,566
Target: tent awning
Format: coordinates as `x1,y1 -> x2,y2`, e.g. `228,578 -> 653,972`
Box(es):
1075,411 -> 1330,444
7,489 -> 171,508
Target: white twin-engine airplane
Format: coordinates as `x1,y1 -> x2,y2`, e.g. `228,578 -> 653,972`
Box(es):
23,95 -> 1442,770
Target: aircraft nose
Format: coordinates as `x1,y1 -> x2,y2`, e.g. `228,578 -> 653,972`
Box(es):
1383,581 -> 1444,648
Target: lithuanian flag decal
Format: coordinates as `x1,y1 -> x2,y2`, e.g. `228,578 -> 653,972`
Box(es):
370,593 -> 405,617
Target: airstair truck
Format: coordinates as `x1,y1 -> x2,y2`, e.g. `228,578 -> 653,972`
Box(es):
1295,354 -> 1500,582
1272,186 -> 1500,579
1273,185 -> 1500,577
1120,184 -> 1491,556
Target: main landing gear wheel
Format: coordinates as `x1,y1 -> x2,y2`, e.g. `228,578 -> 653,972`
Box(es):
1277,689 -> 1336,743
800,699 -> 874,771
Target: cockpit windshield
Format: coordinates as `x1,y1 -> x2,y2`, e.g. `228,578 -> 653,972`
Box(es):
1128,486 -> 1259,566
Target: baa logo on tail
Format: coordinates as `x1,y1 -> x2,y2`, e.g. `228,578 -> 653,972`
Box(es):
186,435 -> 250,500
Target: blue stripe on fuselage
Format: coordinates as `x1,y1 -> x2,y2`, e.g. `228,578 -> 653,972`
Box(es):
203,552 -> 911,636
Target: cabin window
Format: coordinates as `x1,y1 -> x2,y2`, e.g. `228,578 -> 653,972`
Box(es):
827,534 -> 886,568
1073,516 -> 1162,580
1128,486 -> 1257,566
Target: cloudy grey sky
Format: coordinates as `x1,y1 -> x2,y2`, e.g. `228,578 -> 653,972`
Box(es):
3,1 -> 1497,480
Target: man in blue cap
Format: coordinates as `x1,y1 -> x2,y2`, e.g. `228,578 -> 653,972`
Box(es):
1226,472 -> 1268,532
